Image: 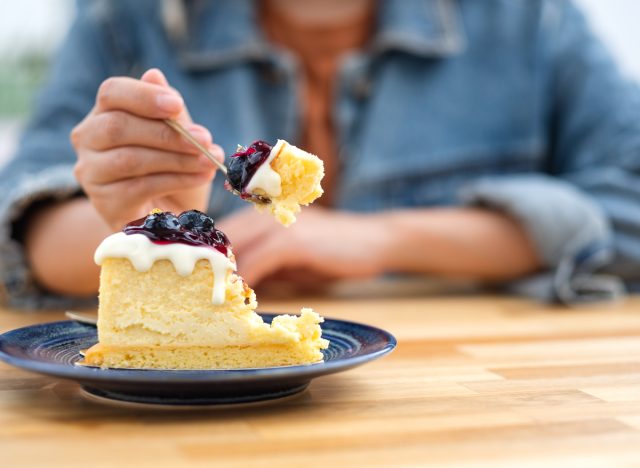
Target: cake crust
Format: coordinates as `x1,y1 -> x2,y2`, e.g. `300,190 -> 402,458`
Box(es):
83,342 -> 325,370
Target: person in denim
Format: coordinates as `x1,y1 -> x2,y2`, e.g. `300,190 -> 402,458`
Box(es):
1,0 -> 638,309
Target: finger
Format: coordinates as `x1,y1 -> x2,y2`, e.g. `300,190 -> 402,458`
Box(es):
224,206 -> 323,253
78,110 -> 212,152
140,69 -> 218,160
76,146 -> 219,185
95,76 -> 185,118
97,171 -> 215,205
218,208 -> 280,252
141,68 -> 170,87
236,234 -> 301,285
140,69 -> 192,124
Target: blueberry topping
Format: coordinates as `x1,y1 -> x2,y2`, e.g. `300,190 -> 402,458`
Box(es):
124,210 -> 230,255
178,209 -> 215,233
225,140 -> 273,198
142,212 -> 182,236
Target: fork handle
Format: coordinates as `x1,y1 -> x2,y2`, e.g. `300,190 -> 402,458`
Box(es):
163,119 -> 228,175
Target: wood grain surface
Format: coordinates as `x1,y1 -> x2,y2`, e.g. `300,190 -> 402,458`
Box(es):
2,291 -> 640,467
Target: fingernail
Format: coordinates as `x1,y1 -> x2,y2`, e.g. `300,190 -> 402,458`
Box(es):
156,93 -> 183,113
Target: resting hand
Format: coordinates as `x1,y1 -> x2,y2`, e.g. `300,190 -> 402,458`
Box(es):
219,207 -> 392,286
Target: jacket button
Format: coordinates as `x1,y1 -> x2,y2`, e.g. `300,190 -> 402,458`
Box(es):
353,77 -> 372,99
261,66 -> 285,85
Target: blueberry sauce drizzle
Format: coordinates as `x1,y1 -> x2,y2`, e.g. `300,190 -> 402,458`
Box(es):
224,140 -> 273,200
123,210 -> 230,256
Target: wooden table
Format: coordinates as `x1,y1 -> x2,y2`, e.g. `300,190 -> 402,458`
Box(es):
2,292 -> 640,467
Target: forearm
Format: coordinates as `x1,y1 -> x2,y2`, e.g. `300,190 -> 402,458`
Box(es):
379,207 -> 541,280
25,198 -> 112,296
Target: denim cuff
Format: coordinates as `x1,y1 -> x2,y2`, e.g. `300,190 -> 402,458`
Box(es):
460,175 -> 625,304
0,164 -> 96,309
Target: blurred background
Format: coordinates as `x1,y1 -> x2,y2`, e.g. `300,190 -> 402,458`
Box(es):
0,0 -> 639,167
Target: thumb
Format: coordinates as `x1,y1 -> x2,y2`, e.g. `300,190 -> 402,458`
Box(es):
141,68 -> 170,87
140,68 -> 192,123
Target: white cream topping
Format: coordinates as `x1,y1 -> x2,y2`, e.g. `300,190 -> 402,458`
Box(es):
94,232 -> 236,305
245,139 -> 284,198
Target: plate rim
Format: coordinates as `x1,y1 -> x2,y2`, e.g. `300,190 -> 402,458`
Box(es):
0,314 -> 397,383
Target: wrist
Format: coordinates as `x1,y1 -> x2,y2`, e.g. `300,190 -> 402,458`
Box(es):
26,198 -> 111,295
358,211 -> 402,274
374,209 -> 445,274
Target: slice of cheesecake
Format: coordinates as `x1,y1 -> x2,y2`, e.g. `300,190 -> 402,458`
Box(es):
225,140 -> 324,226
81,209 -> 328,370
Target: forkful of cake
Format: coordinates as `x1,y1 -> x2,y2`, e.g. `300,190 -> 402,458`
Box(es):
164,119 -> 325,226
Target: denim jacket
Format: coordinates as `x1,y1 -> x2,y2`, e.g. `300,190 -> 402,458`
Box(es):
1,0 -> 638,308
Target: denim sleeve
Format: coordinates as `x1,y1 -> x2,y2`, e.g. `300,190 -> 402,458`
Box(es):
463,0 -> 640,303
460,175 -> 623,304
0,4 -> 121,309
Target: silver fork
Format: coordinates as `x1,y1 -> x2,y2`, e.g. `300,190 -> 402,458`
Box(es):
65,310 -> 97,326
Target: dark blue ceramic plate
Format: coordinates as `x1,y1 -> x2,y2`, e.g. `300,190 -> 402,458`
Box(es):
0,314 -> 396,408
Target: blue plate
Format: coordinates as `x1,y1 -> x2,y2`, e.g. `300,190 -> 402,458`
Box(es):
0,314 -> 396,408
